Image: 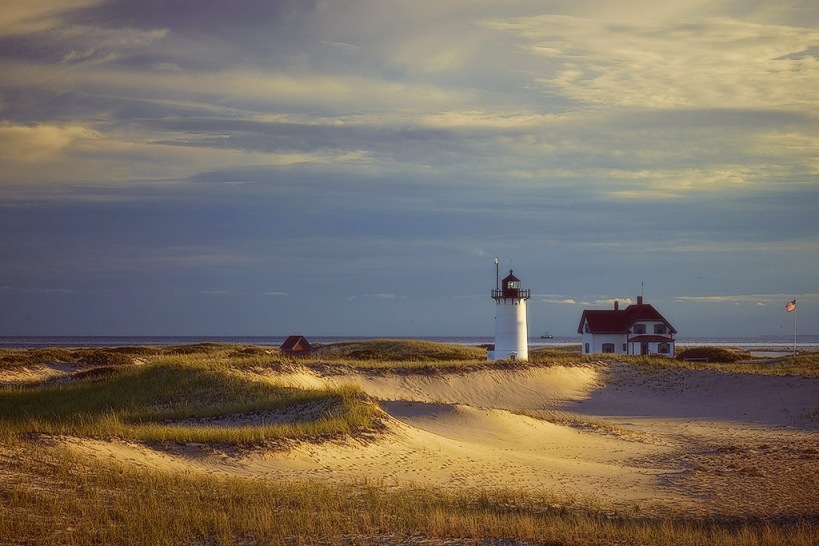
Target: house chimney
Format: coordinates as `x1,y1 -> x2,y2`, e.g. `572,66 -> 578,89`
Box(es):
637,296 -> 643,306
614,300 -> 619,311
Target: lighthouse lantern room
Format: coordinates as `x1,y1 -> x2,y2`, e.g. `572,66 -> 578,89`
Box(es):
489,265 -> 530,361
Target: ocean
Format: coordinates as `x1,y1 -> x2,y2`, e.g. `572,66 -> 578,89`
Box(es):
1,335 -> 817,350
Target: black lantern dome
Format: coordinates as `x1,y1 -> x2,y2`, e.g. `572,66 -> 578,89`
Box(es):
492,270 -> 530,300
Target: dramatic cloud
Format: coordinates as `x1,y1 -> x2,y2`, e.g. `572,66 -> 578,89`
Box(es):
1,0 -> 817,336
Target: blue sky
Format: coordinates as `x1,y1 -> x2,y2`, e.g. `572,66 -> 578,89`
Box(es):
1,0 -> 817,337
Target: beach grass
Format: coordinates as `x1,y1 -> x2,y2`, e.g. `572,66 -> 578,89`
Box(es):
0,358 -> 379,444
2,439 -> 815,546
1,340 -> 817,544
621,348 -> 819,377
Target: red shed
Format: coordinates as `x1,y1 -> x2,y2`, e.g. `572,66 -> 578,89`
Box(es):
280,335 -> 313,357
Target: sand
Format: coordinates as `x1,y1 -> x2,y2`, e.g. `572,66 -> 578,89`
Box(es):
6,360 -> 819,518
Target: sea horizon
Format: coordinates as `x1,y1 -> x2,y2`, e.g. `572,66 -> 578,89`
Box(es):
1,334 -> 817,350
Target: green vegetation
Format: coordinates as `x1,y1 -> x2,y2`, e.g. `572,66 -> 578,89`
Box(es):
700,350 -> 819,377
529,345 -> 589,365
0,359 -> 379,444
676,345 -> 753,363
314,338 -> 485,362
649,347 -> 819,377
1,341 -> 817,544
0,345 -> 164,368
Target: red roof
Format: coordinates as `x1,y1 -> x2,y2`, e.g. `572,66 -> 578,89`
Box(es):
577,303 -> 676,335
280,335 -> 313,352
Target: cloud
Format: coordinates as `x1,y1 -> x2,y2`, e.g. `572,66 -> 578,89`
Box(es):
1,286 -> 74,294
0,122 -> 100,162
487,14 -> 819,110
364,293 -> 396,299
539,296 -> 578,305
1,1 -> 817,336
676,293 -> 819,305
591,298 -> 635,307
0,0 -> 101,37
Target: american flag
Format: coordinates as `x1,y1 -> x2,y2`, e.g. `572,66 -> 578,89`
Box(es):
785,299 -> 796,312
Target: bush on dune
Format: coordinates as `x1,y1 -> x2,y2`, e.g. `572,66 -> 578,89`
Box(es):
314,339 -> 486,362
676,346 -> 752,363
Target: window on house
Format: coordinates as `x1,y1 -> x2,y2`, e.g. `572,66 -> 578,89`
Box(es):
633,324 -> 646,334
623,343 -> 627,352
602,343 -> 614,353
585,343 -> 589,353
658,343 -> 669,354
654,324 -> 666,334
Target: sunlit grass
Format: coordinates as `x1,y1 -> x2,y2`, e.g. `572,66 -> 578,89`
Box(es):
1,341 -> 817,544
618,349 -> 819,377
1,440 -> 814,546
0,359 -> 379,444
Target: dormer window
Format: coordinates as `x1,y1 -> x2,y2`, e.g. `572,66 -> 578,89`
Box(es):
633,324 -> 646,335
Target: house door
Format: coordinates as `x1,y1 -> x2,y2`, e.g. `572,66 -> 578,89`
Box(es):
640,342 -> 649,355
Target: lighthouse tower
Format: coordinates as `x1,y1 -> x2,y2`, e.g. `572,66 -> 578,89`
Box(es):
489,266 -> 530,361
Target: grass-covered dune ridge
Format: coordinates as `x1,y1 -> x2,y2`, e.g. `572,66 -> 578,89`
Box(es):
1,340 -> 818,545
0,359 -> 379,444
5,441 -> 812,546
2,340 -> 817,376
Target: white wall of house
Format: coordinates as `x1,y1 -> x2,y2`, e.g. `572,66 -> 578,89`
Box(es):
581,332 -> 627,355
627,340 -> 675,357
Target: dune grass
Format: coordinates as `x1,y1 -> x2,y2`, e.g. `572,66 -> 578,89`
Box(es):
618,349 -> 819,377
1,439 -> 815,546
0,358 -> 379,444
311,338 -> 487,370
1,341 -> 817,544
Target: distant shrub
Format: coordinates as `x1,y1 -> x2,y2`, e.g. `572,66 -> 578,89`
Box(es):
74,349 -> 134,367
0,348 -> 77,368
528,346 -> 586,365
72,366 -> 122,381
315,339 -> 485,362
676,346 -> 751,363
167,343 -> 224,355
228,347 -> 272,357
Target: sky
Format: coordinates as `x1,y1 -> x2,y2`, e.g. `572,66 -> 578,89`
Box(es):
1,0 -> 818,338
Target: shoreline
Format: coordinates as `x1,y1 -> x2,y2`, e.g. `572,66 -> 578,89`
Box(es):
2,334 -> 818,351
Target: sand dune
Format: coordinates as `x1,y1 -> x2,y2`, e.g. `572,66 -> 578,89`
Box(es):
15,360 -> 819,517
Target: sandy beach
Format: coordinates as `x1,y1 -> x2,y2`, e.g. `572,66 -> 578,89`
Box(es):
16,357 -> 817,520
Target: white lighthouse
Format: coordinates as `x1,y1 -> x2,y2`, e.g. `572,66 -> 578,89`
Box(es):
489,262 -> 530,361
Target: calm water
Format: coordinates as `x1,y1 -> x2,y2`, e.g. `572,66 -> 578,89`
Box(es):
1,335 -> 817,350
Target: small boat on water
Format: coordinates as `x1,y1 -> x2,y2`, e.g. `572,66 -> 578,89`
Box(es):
540,331 -> 553,339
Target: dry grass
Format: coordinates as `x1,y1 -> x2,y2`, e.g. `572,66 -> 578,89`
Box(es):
516,409 -> 661,444
623,349 -> 819,377
0,357 -> 380,445
1,341 -> 817,544
1,439 -> 815,546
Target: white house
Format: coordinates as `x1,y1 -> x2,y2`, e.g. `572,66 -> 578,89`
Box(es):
577,296 -> 677,357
